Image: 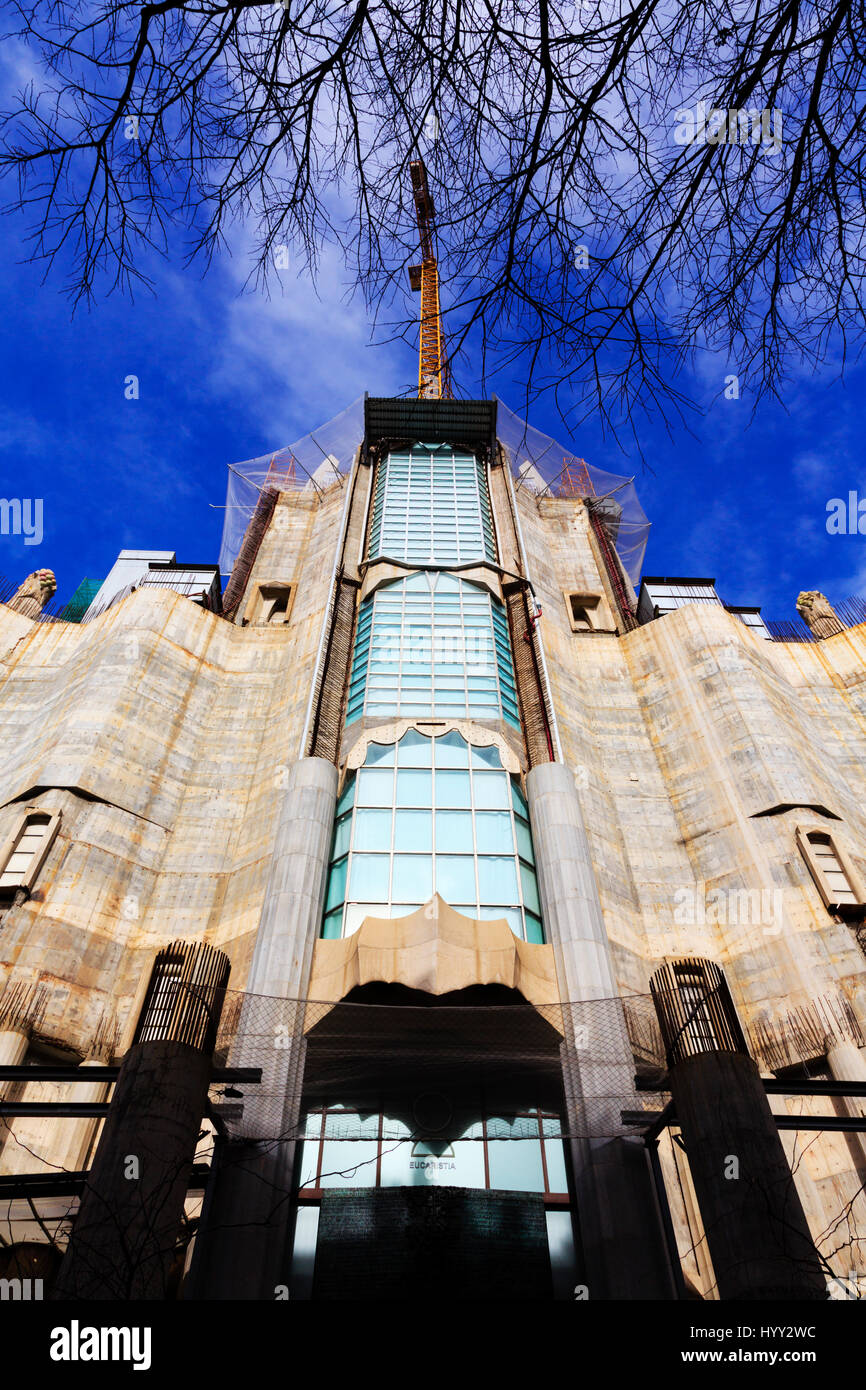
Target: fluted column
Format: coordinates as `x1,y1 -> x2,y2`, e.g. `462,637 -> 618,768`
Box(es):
651,959 -> 826,1301
527,761 -> 675,1299
54,942 -> 230,1300
190,756 -> 338,1300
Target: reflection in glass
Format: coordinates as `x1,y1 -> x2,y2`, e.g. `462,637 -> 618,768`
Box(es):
434,810 -> 473,853
353,807 -> 392,851
475,812 -> 514,854
396,769 -> 433,805
546,1210 -> 579,1301
392,854 -> 433,901
487,1116 -> 546,1192
322,731 -> 543,942
288,1207 -> 320,1300
357,769 -> 394,806
393,809 -> 433,852
435,855 -> 477,903
350,853 -> 391,900
302,1106 -> 565,1197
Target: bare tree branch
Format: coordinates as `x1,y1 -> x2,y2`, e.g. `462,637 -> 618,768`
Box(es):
0,0 -> 864,436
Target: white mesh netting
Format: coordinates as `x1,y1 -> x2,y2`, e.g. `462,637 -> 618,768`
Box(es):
218,395 -> 650,585
218,395 -> 365,575
495,398 -> 651,585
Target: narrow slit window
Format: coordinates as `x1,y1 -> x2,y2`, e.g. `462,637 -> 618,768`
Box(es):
245,582 -> 294,626
264,592 -> 290,624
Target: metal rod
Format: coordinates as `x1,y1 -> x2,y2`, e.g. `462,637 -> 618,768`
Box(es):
625,1107 -> 866,1134
763,1078 -> 866,1097
635,1075 -> 866,1098
0,1103 -> 111,1117
0,1164 -> 213,1200
0,1066 -> 261,1084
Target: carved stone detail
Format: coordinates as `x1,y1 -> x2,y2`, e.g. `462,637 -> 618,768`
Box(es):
7,569 -> 56,619
796,590 -> 844,639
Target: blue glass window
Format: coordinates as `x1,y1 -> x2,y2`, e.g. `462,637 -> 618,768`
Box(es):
321,731 -> 543,941
298,1106 -> 566,1196
487,1115 -> 547,1191
368,445 -> 495,566
346,573 -> 520,728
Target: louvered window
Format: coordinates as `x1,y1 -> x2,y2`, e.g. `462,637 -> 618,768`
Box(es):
797,826 -> 866,915
0,811 -> 60,897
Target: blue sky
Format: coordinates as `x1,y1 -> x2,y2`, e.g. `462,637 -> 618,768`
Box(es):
2,166 -> 864,622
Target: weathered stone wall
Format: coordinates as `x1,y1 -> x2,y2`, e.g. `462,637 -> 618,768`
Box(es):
0,481 -> 345,1065
513,487 -> 866,1020
2,455 -> 866,1289
511,484 -> 866,1289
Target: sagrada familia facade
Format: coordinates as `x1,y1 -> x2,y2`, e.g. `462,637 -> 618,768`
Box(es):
0,394 -> 864,1301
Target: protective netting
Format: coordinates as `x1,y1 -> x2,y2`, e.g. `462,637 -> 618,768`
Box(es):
218,396 -> 365,575
209,991 -> 668,1144
218,394 -> 651,585
495,398 -> 651,586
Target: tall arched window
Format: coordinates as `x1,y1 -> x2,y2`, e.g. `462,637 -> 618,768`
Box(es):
368,444 -> 495,565
322,730 -> 543,942
346,573 -> 519,728
0,810 -> 60,899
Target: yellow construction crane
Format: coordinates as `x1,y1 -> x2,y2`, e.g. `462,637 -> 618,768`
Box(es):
407,158 -> 451,399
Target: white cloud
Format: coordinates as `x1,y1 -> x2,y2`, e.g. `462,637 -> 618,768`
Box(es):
791,450 -> 832,493
207,233 -> 414,445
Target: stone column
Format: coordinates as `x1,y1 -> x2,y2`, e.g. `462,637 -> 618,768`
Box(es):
827,1040 -> 866,1169
243,757 -> 339,999
54,942 -> 230,1301
0,1027 -> 29,1071
190,756 -> 338,1301
827,1038 -> 866,1089
50,1058 -> 112,1175
0,1027 -> 30,1158
770,1090 -> 831,1279
527,761 -> 675,1299
53,1041 -> 214,1299
651,959 -> 826,1301
670,1052 -> 826,1300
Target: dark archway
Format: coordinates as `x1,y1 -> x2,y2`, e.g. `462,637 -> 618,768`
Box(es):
292,985 -> 578,1300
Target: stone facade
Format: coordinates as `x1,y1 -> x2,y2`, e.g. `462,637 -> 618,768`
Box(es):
1,436 -> 865,1299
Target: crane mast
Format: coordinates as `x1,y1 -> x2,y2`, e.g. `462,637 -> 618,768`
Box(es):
407,158 -> 450,399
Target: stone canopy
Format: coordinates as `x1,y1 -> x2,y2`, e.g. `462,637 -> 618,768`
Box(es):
308,894 -> 559,1011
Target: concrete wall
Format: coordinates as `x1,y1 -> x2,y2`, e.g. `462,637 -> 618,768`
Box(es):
2,455 -> 866,1291
513,486 -> 866,1287
0,481 -> 345,1069
513,489 -> 866,1016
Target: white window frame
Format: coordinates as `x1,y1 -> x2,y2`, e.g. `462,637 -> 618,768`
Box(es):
0,808 -> 61,899
796,824 -> 866,916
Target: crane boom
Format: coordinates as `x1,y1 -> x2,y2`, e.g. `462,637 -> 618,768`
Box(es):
407,158 -> 450,399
